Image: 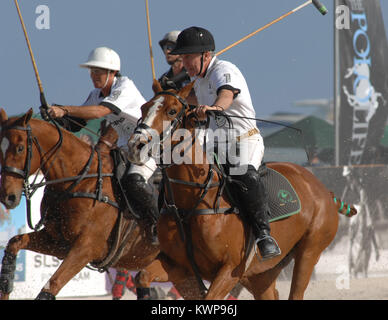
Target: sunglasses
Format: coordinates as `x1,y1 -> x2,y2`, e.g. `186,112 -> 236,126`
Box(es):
163,43 -> 176,52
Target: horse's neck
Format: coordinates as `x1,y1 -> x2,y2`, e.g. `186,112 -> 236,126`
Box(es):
31,121 -> 92,180
169,126 -> 208,164
166,130 -> 214,181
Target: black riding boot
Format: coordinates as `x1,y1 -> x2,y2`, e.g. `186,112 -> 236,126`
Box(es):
124,173 -> 159,245
232,165 -> 281,260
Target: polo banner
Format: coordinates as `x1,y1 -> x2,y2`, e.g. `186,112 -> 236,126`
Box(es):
337,0 -> 388,165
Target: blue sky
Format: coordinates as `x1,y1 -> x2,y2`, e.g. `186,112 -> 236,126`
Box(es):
1,0 -> 388,118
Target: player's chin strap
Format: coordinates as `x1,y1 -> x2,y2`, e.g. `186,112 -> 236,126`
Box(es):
102,70 -> 111,89
197,53 -> 205,77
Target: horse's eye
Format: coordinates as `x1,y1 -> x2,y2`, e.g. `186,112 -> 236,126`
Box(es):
17,145 -> 24,153
168,109 -> 177,116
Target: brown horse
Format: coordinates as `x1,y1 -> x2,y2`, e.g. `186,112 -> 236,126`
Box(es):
127,80 -> 357,300
0,108 -> 161,299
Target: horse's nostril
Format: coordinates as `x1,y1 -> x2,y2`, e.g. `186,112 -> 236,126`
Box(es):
7,194 -> 16,204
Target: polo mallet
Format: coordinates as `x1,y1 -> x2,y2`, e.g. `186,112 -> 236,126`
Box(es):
216,0 -> 327,56
14,0 -> 50,120
145,0 -> 156,81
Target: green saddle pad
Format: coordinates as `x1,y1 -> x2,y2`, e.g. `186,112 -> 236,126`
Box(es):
261,167 -> 301,222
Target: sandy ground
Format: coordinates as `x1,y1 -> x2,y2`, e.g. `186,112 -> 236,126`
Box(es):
59,276 -> 388,300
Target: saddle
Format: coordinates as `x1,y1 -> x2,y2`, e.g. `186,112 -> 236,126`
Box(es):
222,162 -> 301,222
96,122 -> 139,220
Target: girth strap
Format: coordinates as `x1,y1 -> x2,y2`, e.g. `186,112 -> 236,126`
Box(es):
45,189 -> 119,209
160,206 -> 237,216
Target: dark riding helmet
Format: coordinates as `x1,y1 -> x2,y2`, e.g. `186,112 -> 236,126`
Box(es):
170,26 -> 215,55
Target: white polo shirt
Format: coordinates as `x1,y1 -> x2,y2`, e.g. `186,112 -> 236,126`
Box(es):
82,76 -> 145,148
192,56 -> 258,135
193,57 -> 264,173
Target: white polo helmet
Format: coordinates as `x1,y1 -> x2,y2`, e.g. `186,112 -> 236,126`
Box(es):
80,47 -> 120,71
159,30 -> 181,49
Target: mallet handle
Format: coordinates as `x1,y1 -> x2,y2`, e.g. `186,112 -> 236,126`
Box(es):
145,0 -> 156,81
216,0 -> 326,56
14,0 -> 44,97
15,0 -> 50,120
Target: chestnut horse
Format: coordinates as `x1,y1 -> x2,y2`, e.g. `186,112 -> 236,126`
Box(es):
127,80 -> 356,300
0,108 -> 161,299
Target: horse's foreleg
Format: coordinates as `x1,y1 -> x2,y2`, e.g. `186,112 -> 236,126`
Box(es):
35,234 -> 105,299
0,250 -> 15,300
205,264 -> 241,300
0,230 -> 68,300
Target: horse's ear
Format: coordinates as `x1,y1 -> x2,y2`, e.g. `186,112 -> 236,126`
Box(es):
178,81 -> 195,99
152,78 -> 163,94
19,108 -> 33,126
0,108 -> 8,124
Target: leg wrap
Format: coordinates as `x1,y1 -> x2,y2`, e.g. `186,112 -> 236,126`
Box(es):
112,270 -> 129,299
126,273 -> 136,294
36,291 -> 56,300
0,251 -> 16,294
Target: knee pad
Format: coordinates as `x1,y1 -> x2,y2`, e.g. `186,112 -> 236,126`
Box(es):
233,165 -> 261,191
125,173 -> 153,196
125,173 -> 159,222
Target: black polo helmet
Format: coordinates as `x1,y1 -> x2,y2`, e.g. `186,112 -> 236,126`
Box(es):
170,26 -> 215,55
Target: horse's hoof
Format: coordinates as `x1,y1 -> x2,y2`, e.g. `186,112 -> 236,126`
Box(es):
35,291 -> 56,300
136,287 -> 152,300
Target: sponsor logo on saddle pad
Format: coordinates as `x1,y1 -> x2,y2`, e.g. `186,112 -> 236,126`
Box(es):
277,189 -> 295,205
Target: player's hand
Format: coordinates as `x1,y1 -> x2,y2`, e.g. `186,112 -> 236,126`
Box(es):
48,106 -> 67,118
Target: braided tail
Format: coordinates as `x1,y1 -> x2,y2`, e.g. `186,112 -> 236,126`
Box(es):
330,192 -> 357,217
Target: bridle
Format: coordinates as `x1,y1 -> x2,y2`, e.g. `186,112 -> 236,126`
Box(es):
1,119 -> 65,196
0,121 -> 65,229
1,125 -> 33,180
134,91 -> 189,139
0,121 -> 117,231
133,91 -> 193,166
